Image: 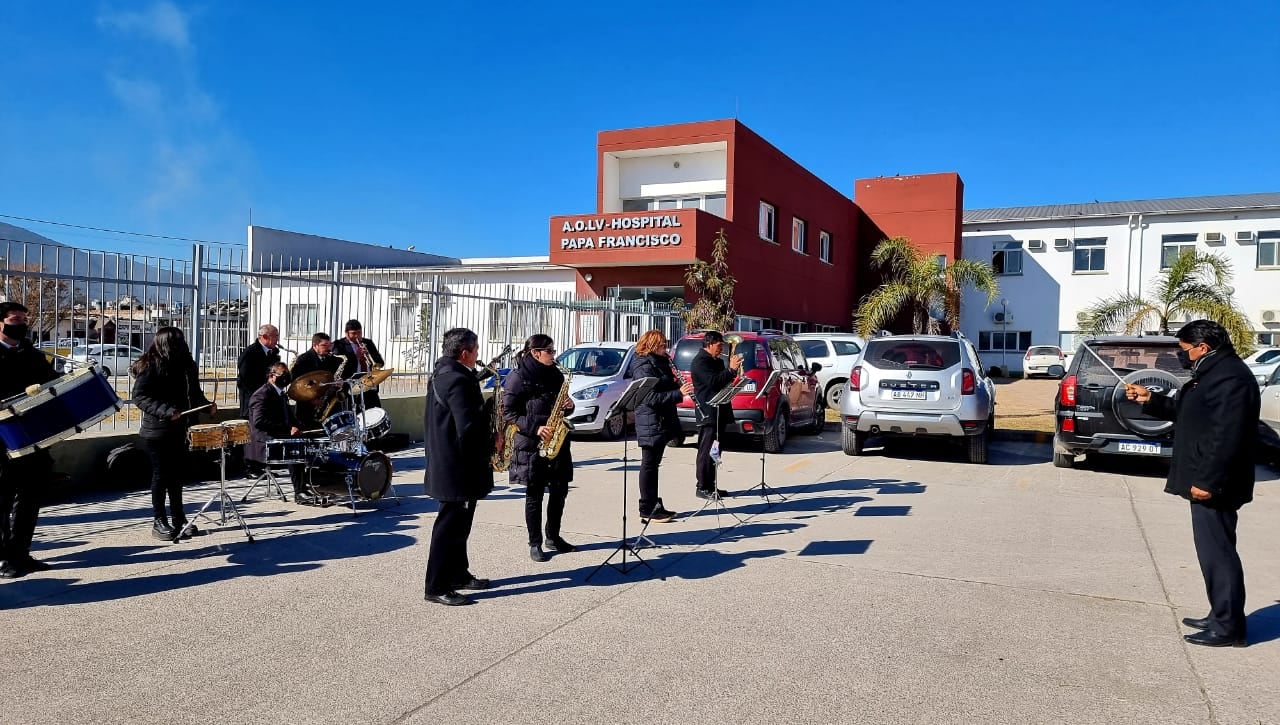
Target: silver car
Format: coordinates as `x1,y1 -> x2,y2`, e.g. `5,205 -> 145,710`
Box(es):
838,332 -> 996,463
794,332 -> 867,409
556,342 -> 636,439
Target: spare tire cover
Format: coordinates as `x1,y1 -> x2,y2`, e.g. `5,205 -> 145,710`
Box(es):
1111,369 -> 1181,436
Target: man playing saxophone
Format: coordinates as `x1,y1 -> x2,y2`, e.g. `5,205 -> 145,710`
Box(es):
501,334 -> 575,563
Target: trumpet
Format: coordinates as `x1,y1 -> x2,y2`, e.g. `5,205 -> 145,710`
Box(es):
724,333 -> 744,376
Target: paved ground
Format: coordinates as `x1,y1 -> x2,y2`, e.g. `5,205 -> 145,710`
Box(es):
3,430 -> 1278,724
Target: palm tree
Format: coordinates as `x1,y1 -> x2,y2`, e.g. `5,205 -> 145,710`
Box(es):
1081,251 -> 1254,354
853,237 -> 999,336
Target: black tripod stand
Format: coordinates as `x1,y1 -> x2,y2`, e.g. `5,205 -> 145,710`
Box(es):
586,376 -> 657,581
744,370 -> 789,504
687,377 -> 752,528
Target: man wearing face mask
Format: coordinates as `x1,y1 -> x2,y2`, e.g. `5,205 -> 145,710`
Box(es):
0,302 -> 62,578
247,362 -> 310,501
1125,319 -> 1260,647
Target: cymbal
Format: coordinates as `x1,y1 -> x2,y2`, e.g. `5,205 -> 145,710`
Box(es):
289,370 -> 335,402
349,367 -> 394,395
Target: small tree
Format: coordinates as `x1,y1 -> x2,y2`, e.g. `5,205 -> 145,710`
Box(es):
1,263 -> 74,339
672,229 -> 737,332
1081,251 -> 1255,354
853,237 -> 999,335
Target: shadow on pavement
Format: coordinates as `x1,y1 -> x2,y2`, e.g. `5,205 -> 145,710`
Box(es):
1247,600 -> 1280,645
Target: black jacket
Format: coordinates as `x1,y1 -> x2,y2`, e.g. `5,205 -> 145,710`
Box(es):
424,357 -> 494,502
1143,349 -> 1260,510
290,349 -> 343,379
625,352 -> 684,447
0,340 -> 59,400
333,337 -> 384,379
132,358 -> 212,440
237,342 -> 280,414
690,348 -> 736,428
500,355 -> 573,485
247,382 -> 298,463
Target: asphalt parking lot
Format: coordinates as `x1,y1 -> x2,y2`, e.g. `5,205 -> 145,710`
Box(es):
2,430 -> 1277,724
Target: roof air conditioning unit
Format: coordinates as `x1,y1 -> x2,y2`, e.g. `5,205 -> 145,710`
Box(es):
1026,239 -> 1045,251
1053,238 -> 1072,250
1204,231 -> 1225,244
992,311 -> 1013,324
1236,231 -> 1256,243
1263,309 -> 1280,324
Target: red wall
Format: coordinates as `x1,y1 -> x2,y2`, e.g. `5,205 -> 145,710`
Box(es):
853,172 -> 964,305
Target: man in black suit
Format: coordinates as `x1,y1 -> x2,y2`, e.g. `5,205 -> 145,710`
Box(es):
0,302 -> 61,578
237,324 -> 281,416
689,331 -> 742,500
291,332 -> 343,432
423,327 -> 494,606
247,362 -> 310,498
1126,319 -> 1260,648
334,319 -> 384,409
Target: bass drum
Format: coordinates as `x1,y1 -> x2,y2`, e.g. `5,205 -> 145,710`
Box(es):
313,449 -> 393,500
1110,368 -> 1182,436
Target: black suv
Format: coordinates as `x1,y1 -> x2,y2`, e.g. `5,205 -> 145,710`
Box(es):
1051,336 -> 1191,468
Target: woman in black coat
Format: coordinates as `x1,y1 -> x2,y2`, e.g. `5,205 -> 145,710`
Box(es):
130,327 -> 215,541
501,334 -> 575,562
625,330 -> 694,523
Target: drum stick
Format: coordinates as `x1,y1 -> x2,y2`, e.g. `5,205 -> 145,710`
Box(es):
179,403 -> 213,416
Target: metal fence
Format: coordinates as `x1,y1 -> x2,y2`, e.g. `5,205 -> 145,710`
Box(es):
2,239 -> 682,431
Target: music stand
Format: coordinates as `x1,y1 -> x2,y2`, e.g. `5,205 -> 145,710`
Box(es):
745,369 -> 789,503
586,376 -> 658,581
686,377 -> 753,527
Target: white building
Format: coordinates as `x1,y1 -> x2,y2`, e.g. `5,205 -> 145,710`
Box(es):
959,192 -> 1280,373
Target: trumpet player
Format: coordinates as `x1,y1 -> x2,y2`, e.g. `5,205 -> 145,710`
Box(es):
501,334 -> 575,562
690,331 -> 742,500
334,319 -> 384,408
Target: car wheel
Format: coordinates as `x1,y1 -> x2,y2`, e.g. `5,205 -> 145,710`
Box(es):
966,429 -> 989,464
841,426 -> 866,456
1052,451 -> 1075,468
802,397 -> 825,435
825,380 -> 845,409
601,413 -> 626,440
764,408 -> 788,453
103,367 -> 113,377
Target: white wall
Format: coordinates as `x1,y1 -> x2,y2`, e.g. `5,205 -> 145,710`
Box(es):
601,144 -> 727,212
960,209 -> 1280,371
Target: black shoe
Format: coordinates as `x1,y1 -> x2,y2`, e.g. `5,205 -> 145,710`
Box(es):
1181,616 -> 1211,631
695,488 -> 719,501
424,591 -> 475,606
716,488 -> 731,497
641,507 -> 678,523
16,556 -> 51,573
530,545 -> 548,562
0,560 -> 24,579
171,521 -> 206,540
152,519 -> 177,541
455,576 -> 491,591
1184,630 -> 1246,648
545,536 -> 576,553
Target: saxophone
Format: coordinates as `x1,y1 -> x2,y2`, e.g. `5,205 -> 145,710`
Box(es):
486,347 -> 516,472
538,367 -> 574,459
318,353 -> 348,421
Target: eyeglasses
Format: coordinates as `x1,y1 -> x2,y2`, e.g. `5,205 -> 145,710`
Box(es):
535,347 -> 557,354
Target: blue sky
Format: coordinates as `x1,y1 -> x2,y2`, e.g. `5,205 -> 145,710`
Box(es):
2,1 -> 1278,260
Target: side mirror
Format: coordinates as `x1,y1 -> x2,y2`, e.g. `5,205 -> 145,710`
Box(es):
1047,364 -> 1065,378
1257,374 -> 1269,387
810,362 -> 822,374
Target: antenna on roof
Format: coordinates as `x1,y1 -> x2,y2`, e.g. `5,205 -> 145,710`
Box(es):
734,96 -> 739,118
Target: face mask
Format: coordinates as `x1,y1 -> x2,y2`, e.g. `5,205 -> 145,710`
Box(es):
275,374 -> 291,387
1176,349 -> 1194,369
2,323 -> 29,341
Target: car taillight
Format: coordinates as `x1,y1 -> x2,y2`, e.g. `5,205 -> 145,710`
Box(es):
1024,350 -> 1032,360
1061,417 -> 1075,433
1060,375 -> 1077,406
961,369 -> 975,395
849,366 -> 863,391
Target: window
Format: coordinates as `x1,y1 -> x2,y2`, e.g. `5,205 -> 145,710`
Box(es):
935,254 -> 948,271
391,302 -> 426,339
1258,332 -> 1277,347
832,340 -> 862,355
798,340 -> 831,359
285,304 -> 318,339
1161,234 -> 1197,268
621,194 -> 725,217
488,302 -> 550,343
864,339 -> 962,369
792,217 -> 807,254
704,193 -> 726,218
977,330 -> 1032,352
1257,230 -> 1280,268
782,320 -> 805,334
488,302 -> 508,343
736,315 -> 764,332
759,201 -> 776,242
1073,237 -> 1107,273
819,231 -> 832,264
991,241 -> 1023,275
622,199 -> 648,212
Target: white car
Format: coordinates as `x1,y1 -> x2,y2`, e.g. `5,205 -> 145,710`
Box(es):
794,333 -> 866,408
1023,345 -> 1066,378
68,343 -> 145,377
556,342 -> 637,439
1245,348 -> 1280,386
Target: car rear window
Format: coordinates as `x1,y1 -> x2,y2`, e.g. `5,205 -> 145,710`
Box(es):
1028,346 -> 1060,356
1078,343 -> 1189,381
863,339 -> 961,370
673,338 -> 766,372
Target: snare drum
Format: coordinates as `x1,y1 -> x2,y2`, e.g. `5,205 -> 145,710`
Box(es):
222,419 -> 250,446
0,367 -> 123,458
187,423 -> 226,450
322,410 -> 359,442
358,407 -> 391,440
265,438 -> 322,464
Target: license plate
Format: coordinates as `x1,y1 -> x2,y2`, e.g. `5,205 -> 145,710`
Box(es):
1117,441 -> 1161,455
891,390 -> 928,400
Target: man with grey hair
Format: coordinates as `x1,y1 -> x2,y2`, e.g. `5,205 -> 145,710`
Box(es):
423,327 -> 494,606
237,324 -> 281,416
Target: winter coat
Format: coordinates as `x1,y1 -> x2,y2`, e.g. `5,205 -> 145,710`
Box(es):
625,352 -> 684,447
247,382 -> 298,463
131,358 -> 212,440
237,342 -> 280,416
1143,348 -> 1260,510
0,340 -> 60,465
690,348 -> 736,429
424,356 -> 494,502
500,354 -> 573,485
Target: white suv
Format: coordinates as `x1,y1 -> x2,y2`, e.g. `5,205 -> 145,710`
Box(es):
794,333 -> 866,408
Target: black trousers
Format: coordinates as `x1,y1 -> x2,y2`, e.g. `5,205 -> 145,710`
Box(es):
695,425 -> 718,491
524,464 -> 568,546
424,499 -> 478,596
0,453 -> 49,562
638,440 -> 668,515
139,434 -> 189,523
1191,502 -> 1247,638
